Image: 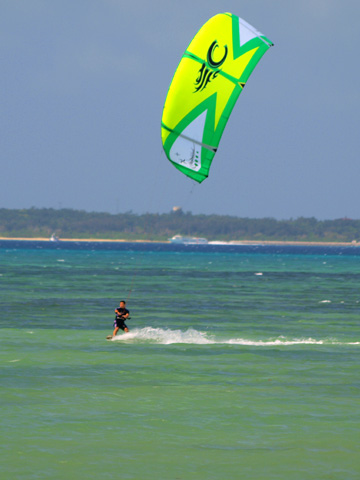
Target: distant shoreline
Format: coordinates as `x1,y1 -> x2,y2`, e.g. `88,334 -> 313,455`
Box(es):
0,237 -> 359,247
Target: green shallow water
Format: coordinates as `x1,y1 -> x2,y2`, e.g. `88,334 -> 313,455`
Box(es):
0,244 -> 359,479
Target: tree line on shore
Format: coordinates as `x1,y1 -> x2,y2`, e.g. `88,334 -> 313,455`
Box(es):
0,207 -> 359,242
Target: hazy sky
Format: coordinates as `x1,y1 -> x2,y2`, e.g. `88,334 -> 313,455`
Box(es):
1,0 -> 359,219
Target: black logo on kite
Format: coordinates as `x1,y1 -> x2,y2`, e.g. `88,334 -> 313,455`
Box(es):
194,41 -> 228,93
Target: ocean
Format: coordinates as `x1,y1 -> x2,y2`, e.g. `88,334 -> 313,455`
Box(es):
1,240 -> 359,479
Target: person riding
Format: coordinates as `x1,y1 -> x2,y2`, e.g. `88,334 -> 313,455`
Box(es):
112,300 -> 130,337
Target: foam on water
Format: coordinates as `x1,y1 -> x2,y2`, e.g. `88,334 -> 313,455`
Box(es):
111,328 -> 357,346
226,337 -> 324,346
112,327 -> 212,344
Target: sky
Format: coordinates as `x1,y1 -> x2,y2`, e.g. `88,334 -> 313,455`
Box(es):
1,0 -> 359,220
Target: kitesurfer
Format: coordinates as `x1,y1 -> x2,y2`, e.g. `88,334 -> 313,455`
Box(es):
112,300 -> 130,337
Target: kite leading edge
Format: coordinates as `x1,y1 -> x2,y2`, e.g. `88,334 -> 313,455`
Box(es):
161,12 -> 273,183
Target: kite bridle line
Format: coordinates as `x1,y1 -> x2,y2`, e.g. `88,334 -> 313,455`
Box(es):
122,145 -> 164,304
126,264 -> 138,302
123,145 -> 199,305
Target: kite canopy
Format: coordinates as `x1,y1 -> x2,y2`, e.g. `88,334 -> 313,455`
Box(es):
161,12 -> 273,183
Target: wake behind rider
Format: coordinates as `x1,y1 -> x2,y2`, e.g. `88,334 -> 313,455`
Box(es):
112,300 -> 130,337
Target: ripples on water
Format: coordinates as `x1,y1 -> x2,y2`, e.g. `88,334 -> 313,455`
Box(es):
1,241 -> 359,479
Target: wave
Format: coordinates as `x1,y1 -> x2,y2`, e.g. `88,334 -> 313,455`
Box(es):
110,327 -> 359,346
112,327 -> 212,345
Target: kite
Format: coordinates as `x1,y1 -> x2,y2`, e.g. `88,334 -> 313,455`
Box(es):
161,13 -> 273,183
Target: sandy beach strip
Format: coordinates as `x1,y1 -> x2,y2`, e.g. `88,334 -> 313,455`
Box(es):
0,237 -> 359,247
0,237 -> 159,243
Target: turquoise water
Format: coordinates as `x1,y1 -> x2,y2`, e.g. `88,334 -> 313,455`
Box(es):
1,242 -> 359,479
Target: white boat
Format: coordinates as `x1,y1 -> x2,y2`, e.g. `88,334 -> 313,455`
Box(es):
169,235 -> 208,245
50,233 -> 60,242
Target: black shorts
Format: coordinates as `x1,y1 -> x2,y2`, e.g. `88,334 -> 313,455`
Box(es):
114,318 -> 128,330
